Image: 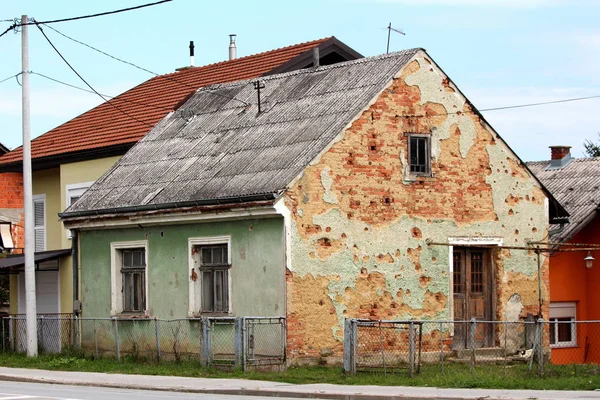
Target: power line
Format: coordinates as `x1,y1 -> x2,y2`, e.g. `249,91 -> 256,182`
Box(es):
34,23 -> 155,128
0,72 -> 21,85
396,94 -> 600,120
29,1 -> 172,26
30,71 -> 173,113
42,23 -> 250,106
43,24 -> 158,76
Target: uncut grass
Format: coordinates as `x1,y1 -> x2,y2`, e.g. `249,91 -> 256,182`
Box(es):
0,353 -> 600,390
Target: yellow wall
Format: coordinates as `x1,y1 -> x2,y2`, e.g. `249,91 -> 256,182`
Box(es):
59,156 -> 120,249
11,156 -> 121,314
32,168 -> 61,251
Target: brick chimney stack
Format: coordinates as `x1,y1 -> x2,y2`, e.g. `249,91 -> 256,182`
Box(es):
550,145 -> 571,160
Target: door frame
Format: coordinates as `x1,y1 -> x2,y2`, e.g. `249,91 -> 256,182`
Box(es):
448,238 -> 501,346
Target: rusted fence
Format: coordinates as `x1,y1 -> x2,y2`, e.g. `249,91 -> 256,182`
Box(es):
0,315 -> 286,370
344,319 -> 552,376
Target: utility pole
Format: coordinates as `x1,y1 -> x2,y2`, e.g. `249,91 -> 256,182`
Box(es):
22,14 -> 38,357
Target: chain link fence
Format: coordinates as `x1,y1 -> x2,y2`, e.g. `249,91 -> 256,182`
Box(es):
0,315 -> 285,370
344,318 -> 555,376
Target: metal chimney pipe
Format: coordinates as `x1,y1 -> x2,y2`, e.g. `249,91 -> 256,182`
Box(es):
313,47 -> 320,68
189,41 -> 195,66
229,34 -> 237,60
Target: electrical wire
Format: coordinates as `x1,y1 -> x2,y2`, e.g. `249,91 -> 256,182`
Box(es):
41,24 -> 250,106
43,24 -> 158,77
396,94 -> 600,120
35,22 -> 155,128
30,71 -> 173,112
0,72 -> 20,85
0,23 -> 15,39
26,1 -> 172,26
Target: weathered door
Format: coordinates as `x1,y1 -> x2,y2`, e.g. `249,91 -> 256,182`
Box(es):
452,247 -> 493,349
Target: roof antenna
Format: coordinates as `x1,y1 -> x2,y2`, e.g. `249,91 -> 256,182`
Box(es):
253,80 -> 265,114
386,22 -> 405,54
189,40 -> 195,66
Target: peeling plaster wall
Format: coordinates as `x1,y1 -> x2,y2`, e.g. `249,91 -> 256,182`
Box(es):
284,55 -> 550,362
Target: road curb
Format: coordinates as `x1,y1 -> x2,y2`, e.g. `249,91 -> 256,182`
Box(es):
0,374 -> 498,400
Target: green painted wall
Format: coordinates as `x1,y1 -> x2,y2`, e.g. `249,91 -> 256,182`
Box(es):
79,217 -> 285,318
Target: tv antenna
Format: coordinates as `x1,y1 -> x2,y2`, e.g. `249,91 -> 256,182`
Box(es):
386,22 -> 405,54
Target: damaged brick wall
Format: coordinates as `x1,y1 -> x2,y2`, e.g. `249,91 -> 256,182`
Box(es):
284,55 -> 549,363
0,172 -> 24,252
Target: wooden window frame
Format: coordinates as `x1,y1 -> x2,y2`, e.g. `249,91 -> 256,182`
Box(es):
188,235 -> 232,317
110,240 -> 148,316
407,133 -> 431,176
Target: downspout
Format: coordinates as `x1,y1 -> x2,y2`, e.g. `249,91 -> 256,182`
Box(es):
536,246 -> 542,318
72,229 -> 79,317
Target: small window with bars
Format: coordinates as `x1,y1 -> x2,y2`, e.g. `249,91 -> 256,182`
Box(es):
198,243 -> 230,314
121,248 -> 146,313
408,135 -> 431,175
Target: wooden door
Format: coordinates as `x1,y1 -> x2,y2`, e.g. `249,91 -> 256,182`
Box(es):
452,247 -> 493,349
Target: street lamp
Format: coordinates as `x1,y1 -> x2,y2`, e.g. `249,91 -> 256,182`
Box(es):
585,252 -> 595,269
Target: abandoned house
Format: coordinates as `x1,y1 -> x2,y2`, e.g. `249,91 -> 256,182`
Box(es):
60,48 -> 567,363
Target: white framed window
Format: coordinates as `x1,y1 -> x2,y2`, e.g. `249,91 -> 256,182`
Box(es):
110,240 -> 148,315
550,302 -> 577,348
65,181 -> 94,238
33,194 -> 46,252
188,236 -> 232,316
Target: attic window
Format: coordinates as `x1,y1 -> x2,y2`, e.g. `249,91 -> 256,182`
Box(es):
408,134 -> 431,175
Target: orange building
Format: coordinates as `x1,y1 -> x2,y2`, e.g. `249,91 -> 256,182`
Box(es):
529,147 -> 600,364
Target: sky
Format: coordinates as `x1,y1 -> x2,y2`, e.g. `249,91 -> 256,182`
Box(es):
0,0 -> 599,161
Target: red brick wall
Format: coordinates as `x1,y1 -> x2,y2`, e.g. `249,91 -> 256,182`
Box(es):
0,172 -> 24,252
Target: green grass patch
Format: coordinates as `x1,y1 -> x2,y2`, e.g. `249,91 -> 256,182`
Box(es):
0,353 -> 599,390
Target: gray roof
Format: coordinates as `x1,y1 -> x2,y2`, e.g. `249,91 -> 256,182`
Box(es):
527,157 -> 600,242
63,48 -> 421,216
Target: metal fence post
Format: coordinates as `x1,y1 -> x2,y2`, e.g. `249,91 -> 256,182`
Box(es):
200,318 -> 210,367
343,318 -> 354,375
234,317 -> 244,370
113,318 -> 120,361
470,318 -> 476,374
39,316 -> 44,354
409,321 -> 415,377
1,317 -> 4,353
94,319 -> 98,358
154,317 -> 160,361
74,315 -> 79,350
8,316 -> 13,352
439,321 -> 444,373
537,318 -> 544,377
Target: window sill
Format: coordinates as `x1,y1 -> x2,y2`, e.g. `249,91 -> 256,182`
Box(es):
111,312 -> 151,319
188,312 -> 232,318
550,344 -> 578,349
404,173 -> 435,182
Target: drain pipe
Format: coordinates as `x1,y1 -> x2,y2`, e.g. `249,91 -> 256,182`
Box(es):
72,229 -> 79,317
536,246 -> 542,318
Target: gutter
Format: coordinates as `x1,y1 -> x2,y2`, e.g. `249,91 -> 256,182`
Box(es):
59,193 -> 279,220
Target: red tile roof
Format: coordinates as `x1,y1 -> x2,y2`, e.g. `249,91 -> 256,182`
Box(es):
0,37 -> 331,166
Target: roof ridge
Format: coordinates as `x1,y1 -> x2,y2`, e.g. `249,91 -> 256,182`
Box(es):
159,37 -> 333,80
196,48 -> 424,93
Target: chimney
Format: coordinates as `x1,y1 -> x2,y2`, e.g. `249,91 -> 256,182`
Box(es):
189,41 -> 195,66
548,145 -> 572,169
312,47 -> 320,68
229,34 -> 237,60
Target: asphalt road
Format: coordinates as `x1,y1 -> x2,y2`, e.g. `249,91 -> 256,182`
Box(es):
0,381 -> 321,400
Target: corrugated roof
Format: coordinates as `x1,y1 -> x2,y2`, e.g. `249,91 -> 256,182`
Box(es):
63,49 -> 421,216
0,37 -> 333,166
527,157 -> 600,242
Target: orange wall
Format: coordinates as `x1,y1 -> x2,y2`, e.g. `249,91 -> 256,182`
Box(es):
550,213 -> 600,364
